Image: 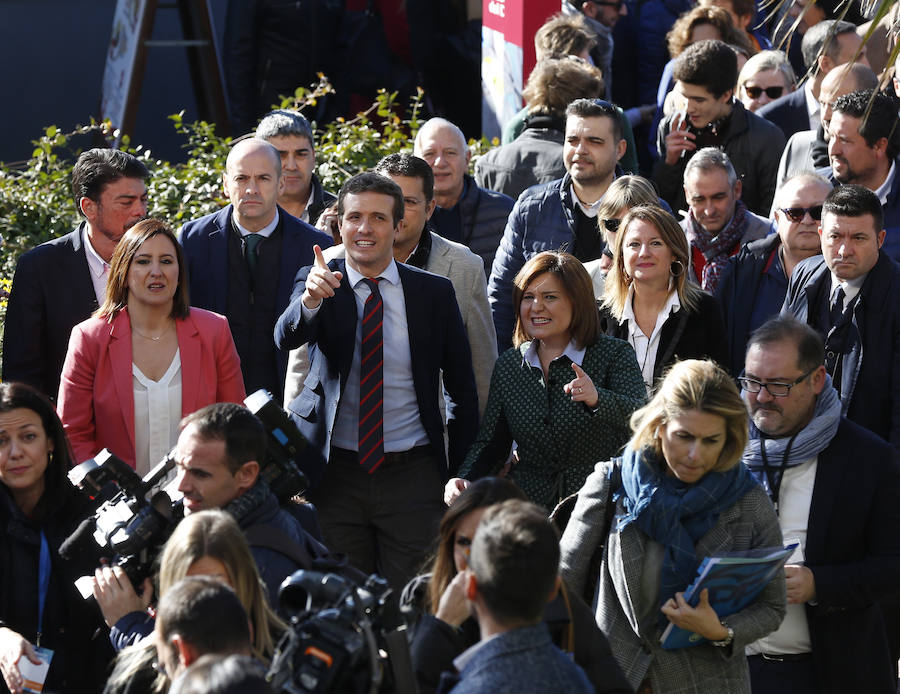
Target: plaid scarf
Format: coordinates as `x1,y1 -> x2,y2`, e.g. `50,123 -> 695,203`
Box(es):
688,200 -> 748,292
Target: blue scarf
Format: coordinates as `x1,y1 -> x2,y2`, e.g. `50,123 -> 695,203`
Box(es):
742,376 -> 841,499
616,444 -> 758,621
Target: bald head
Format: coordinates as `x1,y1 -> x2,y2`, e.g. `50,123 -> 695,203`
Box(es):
222,138 -> 285,232
413,118 -> 471,208
226,138 -> 282,178
774,173 -> 832,267
819,63 -> 878,135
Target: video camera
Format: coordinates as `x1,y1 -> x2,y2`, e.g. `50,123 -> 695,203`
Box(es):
61,389 -> 315,598
267,570 -> 416,694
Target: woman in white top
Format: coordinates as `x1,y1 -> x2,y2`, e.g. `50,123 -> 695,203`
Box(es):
58,219 -> 245,474
600,205 -> 729,395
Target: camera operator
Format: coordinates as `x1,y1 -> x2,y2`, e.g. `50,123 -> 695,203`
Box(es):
94,403 -> 329,629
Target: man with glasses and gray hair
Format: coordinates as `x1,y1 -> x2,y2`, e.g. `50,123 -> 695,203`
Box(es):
716,172 -> 832,374
739,315 -> 900,694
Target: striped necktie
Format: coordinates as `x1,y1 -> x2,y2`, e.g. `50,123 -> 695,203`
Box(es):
359,278 -> 384,473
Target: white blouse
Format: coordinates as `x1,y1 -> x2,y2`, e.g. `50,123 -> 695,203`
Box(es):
132,349 -> 182,476
621,286 -> 681,395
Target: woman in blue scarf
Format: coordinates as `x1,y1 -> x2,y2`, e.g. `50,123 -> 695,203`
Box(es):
560,359 -> 785,694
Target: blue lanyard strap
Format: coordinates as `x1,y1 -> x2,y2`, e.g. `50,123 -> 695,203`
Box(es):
37,531 -> 50,645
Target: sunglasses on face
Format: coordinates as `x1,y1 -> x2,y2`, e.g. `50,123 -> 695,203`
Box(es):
600,218 -> 622,233
744,85 -> 784,100
780,205 -> 823,223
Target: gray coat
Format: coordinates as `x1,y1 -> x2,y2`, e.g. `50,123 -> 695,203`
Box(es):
560,460 -> 786,693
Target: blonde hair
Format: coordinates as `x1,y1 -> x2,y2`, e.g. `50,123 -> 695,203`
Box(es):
630,359 -> 748,471
602,204 -> 701,321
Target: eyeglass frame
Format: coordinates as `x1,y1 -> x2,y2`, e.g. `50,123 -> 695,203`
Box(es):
738,366 -> 817,397
779,205 -> 823,223
743,85 -> 785,100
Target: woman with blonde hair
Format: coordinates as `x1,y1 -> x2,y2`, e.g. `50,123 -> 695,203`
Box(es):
99,510 -> 285,694
601,205 -> 728,394
560,359 -> 785,693
446,251 -> 645,511
737,50 -> 796,112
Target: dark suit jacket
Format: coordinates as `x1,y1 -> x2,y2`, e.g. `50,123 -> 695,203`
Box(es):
805,418 -> 900,694
2,224 -> 98,398
758,87 -> 809,140
274,259 -> 479,488
179,205 -> 332,396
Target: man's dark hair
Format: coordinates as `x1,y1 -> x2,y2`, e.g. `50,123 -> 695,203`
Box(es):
180,403 -> 267,475
337,172 -> 405,227
72,148 -> 149,217
673,39 -> 738,99
746,316 -> 825,374
373,153 -> 435,203
565,97 -> 623,142
469,500 -> 560,625
255,109 -> 314,147
832,89 -> 900,160
156,577 -> 251,662
169,654 -> 270,694
822,183 -> 884,234
801,20 -> 858,72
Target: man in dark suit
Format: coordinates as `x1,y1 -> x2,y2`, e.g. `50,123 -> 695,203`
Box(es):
2,149 -> 149,398
275,172 -> 479,591
741,317 -> 900,694
179,138 -> 332,402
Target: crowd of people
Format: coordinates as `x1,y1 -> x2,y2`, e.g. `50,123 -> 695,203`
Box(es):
2,1 -> 900,692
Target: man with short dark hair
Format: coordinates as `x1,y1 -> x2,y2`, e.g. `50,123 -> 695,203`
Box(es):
179,138 -> 332,401
154,577 -> 252,682
759,19 -> 868,140
275,172 -> 478,592
169,654 -> 270,694
654,39 -> 785,215
413,118 -> 514,273
717,173 -> 832,374
255,109 -> 335,226
437,500 -> 593,693
740,317 -> 900,694
782,185 -> 900,447
3,148 -> 149,398
680,148 -> 773,293
824,89 -> 900,260
488,98 -> 626,348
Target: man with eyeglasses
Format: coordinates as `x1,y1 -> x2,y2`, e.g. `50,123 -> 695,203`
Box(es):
716,173 -> 832,374
739,316 -> 900,694
782,184 -> 900,448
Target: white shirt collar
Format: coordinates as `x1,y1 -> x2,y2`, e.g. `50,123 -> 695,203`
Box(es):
344,257 -> 401,287
621,285 -> 681,333
234,209 -> 280,238
873,160 -> 896,205
569,182 -> 604,218
523,339 -> 586,369
83,228 -> 109,279
299,187 -> 316,224
804,82 -> 820,122
829,272 -> 866,306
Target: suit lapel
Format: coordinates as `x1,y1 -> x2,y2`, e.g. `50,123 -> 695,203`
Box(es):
277,209 -> 300,315
425,233 -> 451,276
109,312 -> 136,452
334,260 -> 359,386
806,436 -> 842,563
209,207 -> 232,313
70,224 -> 102,313
176,314 -> 202,416
397,265 -> 427,388
608,523 -> 646,636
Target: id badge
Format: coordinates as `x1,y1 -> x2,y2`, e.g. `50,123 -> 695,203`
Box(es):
18,646 -> 53,694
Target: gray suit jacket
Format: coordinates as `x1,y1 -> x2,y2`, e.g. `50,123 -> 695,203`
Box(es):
560,460 -> 786,693
282,233 -> 497,415
776,129 -> 821,190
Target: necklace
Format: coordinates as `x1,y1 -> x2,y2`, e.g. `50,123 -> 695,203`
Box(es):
132,322 -> 173,342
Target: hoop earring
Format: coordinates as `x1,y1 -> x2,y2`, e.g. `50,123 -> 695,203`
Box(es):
670,260 -> 684,277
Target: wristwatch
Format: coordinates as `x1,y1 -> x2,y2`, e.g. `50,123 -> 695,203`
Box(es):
711,622 -> 734,647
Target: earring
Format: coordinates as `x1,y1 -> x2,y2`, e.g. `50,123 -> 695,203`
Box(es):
670,260 -> 684,277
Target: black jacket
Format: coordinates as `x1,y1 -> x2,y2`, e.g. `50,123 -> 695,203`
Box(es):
600,291 -> 731,381
715,234 -> 783,375
0,486 -> 113,693
446,175 -> 514,275
306,174 -> 336,227
782,251 -> 900,448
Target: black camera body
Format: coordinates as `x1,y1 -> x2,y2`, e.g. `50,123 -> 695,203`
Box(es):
267,571 -> 415,694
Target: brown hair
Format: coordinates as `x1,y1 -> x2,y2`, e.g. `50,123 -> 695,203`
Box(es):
534,12 -> 597,62
523,57 -> 605,117
602,205 -> 701,321
666,5 -> 754,59
512,252 -> 600,349
97,218 -> 190,321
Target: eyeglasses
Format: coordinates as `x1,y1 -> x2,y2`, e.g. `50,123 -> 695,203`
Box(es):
588,0 -> 625,8
779,205 -> 823,223
738,367 -> 816,397
743,85 -> 784,100
600,218 -> 621,232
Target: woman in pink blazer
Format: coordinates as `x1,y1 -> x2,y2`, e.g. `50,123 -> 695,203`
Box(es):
58,218 -> 246,473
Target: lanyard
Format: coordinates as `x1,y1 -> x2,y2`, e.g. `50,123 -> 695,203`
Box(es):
36,531 -> 50,647
759,433 -> 798,515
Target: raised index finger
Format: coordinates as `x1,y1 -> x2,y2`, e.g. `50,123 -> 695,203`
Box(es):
571,363 -> 587,378
313,244 -> 328,269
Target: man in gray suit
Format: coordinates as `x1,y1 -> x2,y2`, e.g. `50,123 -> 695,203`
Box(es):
283,154 -> 497,414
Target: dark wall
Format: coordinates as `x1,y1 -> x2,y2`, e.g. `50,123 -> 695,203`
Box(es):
0,0 -> 228,164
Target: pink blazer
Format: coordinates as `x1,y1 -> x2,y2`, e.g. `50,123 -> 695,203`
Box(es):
57,307 -> 246,468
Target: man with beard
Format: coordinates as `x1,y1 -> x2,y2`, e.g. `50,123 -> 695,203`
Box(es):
3,149 -> 149,398
740,316 -> 900,694
488,98 -> 626,349
823,89 -> 900,260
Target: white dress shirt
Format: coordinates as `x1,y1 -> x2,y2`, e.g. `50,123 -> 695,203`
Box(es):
132,349 -> 182,477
